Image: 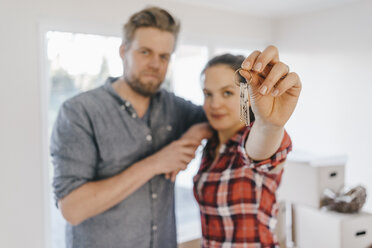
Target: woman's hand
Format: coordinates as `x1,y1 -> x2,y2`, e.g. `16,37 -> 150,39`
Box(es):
239,45 -> 302,127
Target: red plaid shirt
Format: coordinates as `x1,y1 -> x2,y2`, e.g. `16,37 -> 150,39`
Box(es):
193,125 -> 292,248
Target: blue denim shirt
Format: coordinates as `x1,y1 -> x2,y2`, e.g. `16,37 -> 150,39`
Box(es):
51,78 -> 205,248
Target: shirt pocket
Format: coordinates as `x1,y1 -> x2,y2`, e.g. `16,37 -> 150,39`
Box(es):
152,123 -> 177,149
93,117 -> 146,176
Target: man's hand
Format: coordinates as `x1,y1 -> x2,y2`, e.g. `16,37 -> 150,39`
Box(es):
164,122 -> 213,181
181,122 -> 213,142
150,139 -> 201,175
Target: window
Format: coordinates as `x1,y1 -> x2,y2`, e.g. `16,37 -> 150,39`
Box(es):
47,31 -> 122,248
172,45 -> 208,242
46,31 -> 208,247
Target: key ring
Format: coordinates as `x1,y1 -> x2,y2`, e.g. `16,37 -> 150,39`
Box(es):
234,68 -> 253,86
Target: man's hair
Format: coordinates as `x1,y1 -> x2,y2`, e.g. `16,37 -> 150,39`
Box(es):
201,53 -> 255,122
123,6 -> 180,47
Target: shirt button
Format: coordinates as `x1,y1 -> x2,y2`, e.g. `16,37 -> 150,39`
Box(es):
166,125 -> 172,131
152,225 -> 157,231
125,101 -> 131,107
152,193 -> 157,199
131,113 -> 137,118
120,105 -> 125,110
146,135 -> 152,142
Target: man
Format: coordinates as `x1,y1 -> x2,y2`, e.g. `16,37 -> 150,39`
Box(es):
51,7 -> 210,248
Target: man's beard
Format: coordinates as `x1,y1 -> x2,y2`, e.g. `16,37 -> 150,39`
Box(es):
124,73 -> 163,97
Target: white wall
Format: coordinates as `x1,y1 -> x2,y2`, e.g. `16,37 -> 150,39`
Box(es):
0,0 -> 270,247
273,0 -> 372,210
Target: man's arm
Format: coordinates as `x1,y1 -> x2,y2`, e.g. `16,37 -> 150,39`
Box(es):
53,95 -> 211,226
58,122 -> 212,226
59,137 -> 201,226
172,93 -> 207,131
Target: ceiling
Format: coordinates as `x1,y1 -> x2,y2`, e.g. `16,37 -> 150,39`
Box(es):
168,0 -> 363,18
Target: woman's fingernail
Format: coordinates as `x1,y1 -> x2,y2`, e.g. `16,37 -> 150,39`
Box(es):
254,62 -> 262,72
260,85 -> 267,95
242,61 -> 250,69
272,89 -> 279,96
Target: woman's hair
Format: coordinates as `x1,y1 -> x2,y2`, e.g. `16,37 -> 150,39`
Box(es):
122,6 -> 180,48
201,53 -> 255,122
202,53 -> 245,77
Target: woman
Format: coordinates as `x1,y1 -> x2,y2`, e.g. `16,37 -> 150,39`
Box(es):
193,48 -> 301,247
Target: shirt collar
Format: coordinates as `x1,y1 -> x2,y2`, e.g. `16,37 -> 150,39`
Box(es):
205,125 -> 250,159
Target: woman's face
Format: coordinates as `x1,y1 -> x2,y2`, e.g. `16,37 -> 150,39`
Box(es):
203,64 -> 244,133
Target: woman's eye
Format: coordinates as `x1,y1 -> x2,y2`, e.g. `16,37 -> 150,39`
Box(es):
203,92 -> 212,97
223,91 -> 233,97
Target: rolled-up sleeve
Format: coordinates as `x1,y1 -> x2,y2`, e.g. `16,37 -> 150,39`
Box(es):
249,130 -> 292,173
50,99 -> 98,203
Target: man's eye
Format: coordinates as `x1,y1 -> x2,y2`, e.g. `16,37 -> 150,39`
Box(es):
161,55 -> 170,61
140,50 -> 149,55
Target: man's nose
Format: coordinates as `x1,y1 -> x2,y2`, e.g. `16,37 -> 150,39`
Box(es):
148,55 -> 161,69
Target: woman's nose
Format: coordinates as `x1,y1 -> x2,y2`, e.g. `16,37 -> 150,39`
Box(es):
210,96 -> 223,109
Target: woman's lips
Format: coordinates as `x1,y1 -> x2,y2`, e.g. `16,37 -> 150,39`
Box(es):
211,113 -> 227,119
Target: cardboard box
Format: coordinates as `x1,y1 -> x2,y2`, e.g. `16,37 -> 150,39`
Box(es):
275,201 -> 295,248
277,152 -> 347,208
293,204 -> 372,248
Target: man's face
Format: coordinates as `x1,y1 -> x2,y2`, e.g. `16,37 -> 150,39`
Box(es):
121,27 -> 175,97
